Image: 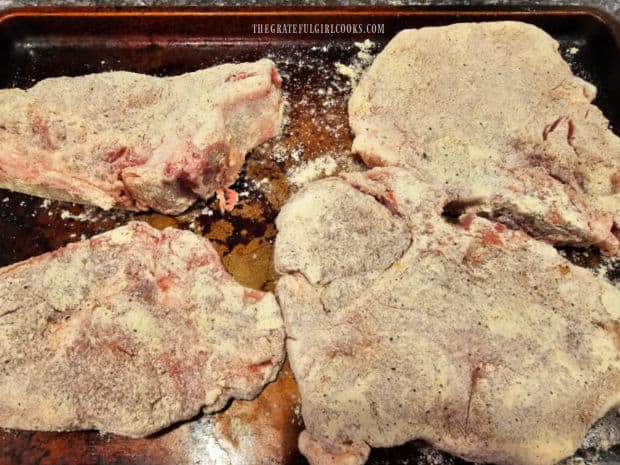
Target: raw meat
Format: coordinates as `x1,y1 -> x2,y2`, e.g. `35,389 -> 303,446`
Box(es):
0,221 -> 285,437
0,59 -> 283,214
349,22 -> 620,253
275,167 -> 620,465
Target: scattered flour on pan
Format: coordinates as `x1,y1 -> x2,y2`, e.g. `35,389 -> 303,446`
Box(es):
235,177 -> 271,199
290,147 -> 303,163
580,408 -> 620,451
556,249 -> 620,290
60,209 -> 98,222
287,155 -> 339,187
59,206 -> 128,223
335,39 -> 377,88
268,144 -> 289,163
269,144 -> 305,164
417,445 -> 456,465
598,256 -> 620,291
201,206 -> 214,216
285,150 -> 365,188
35,197 -> 131,224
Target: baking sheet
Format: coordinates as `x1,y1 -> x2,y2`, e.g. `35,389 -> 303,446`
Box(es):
0,6 -> 619,465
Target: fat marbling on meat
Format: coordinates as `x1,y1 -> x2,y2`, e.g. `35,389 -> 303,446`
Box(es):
349,21 -> 620,253
275,167 -> 620,465
0,59 -> 283,214
0,221 -> 285,437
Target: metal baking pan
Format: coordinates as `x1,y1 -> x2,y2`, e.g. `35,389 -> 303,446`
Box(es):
0,6 -> 619,465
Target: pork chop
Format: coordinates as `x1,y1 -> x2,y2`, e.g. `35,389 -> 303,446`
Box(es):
0,221 -> 285,437
275,167 -> 620,465
349,22 -> 620,253
0,59 -> 283,214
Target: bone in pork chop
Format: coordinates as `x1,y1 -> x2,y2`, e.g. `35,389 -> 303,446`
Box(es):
275,167 -> 620,465
349,22 -> 620,253
0,59 -> 283,214
0,222 -> 285,437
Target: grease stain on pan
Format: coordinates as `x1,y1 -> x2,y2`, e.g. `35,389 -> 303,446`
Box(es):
187,362 -> 303,465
